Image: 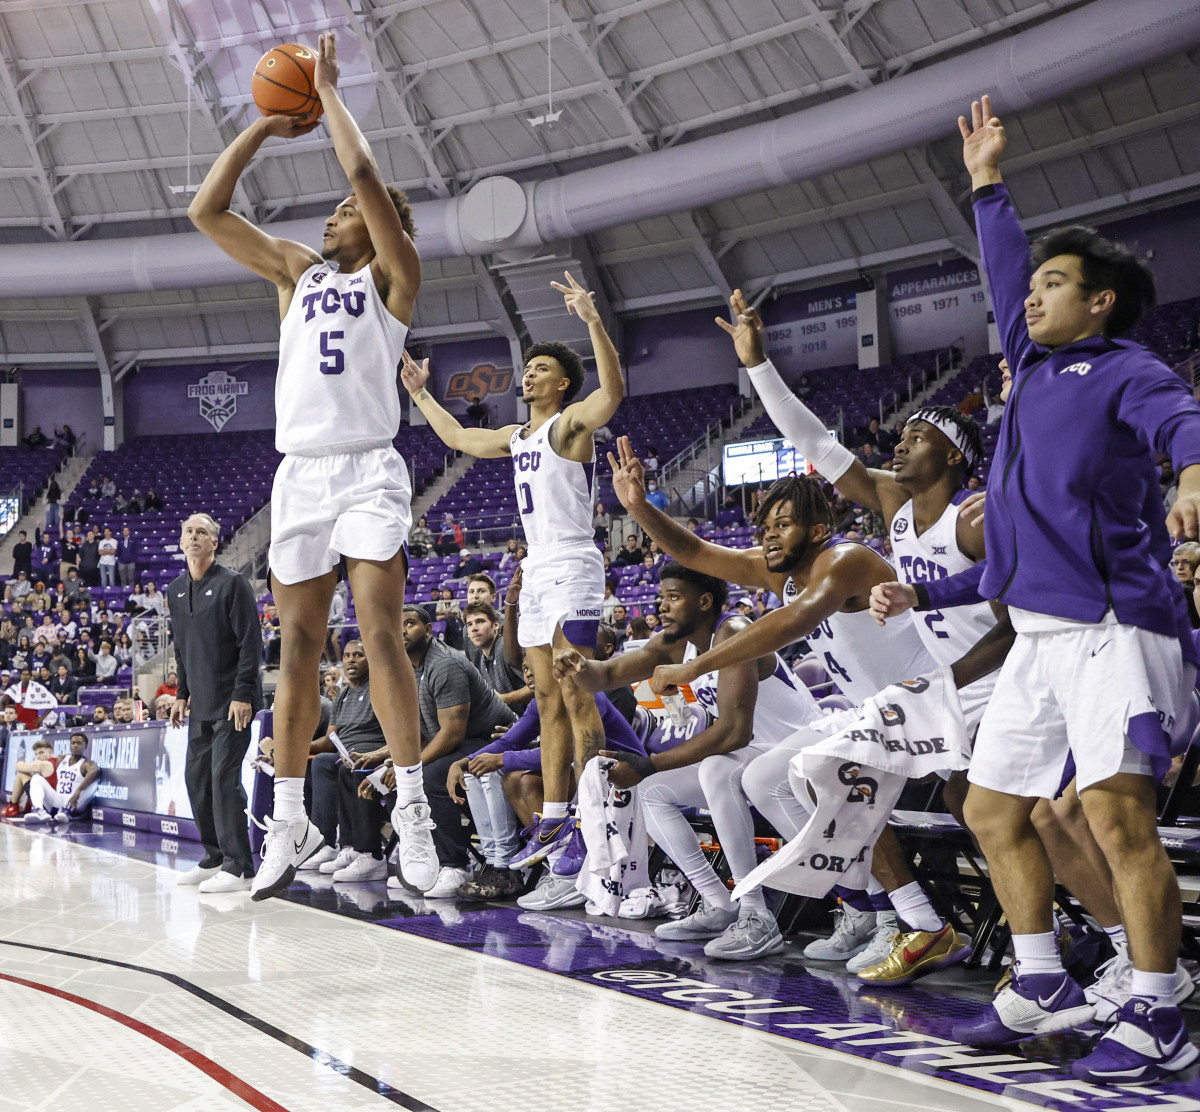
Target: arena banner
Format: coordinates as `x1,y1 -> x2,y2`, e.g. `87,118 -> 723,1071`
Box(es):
886,258 -> 989,359
428,336 -> 515,424
763,282 -> 860,375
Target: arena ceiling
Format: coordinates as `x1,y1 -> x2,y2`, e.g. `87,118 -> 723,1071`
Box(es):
0,0 -> 1198,373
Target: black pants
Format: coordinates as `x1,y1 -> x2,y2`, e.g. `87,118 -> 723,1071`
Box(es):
308,751 -> 341,847
185,717 -> 253,876
336,764 -> 386,857
423,742 -> 479,869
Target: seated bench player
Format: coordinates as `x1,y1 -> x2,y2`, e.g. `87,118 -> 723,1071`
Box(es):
26,732 -> 100,823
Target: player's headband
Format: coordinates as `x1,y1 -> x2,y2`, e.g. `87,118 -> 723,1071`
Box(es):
906,409 -> 980,470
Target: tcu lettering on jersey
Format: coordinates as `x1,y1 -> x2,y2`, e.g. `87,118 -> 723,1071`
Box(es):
514,451 -> 542,473
898,555 -> 949,584
299,286 -> 366,322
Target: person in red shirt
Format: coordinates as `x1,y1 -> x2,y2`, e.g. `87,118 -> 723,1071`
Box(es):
3,738 -> 54,817
155,671 -> 179,700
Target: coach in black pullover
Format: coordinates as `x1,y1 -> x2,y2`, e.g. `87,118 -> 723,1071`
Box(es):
168,513 -> 263,886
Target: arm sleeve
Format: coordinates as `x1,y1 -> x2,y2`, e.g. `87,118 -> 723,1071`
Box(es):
501,748 -> 543,773
228,577 -> 262,706
471,702 -> 541,757
971,184 -> 1035,367
745,359 -> 856,481
914,561 -> 987,611
1115,354 -> 1200,473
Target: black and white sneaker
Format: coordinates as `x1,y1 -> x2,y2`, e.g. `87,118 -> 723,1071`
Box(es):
250,816 -> 324,902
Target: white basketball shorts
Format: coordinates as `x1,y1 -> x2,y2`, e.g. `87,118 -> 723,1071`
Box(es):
968,621 -> 1192,798
517,542 -> 605,649
269,445 -> 412,585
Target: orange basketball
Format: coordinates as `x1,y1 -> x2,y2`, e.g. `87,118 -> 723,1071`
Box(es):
252,43 -> 322,119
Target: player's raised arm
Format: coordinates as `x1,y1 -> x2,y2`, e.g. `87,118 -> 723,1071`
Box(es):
717,290 -> 902,518
401,352 -> 517,458
188,117 -> 321,290
555,273 -> 624,440
313,32 -> 420,322
609,437 -> 772,590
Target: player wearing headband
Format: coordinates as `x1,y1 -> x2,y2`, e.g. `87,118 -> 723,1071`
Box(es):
723,296 -> 1123,984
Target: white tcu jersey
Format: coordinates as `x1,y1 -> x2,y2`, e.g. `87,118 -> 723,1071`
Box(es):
890,501 -> 996,666
276,262 -> 408,455
785,543 -> 934,705
55,755 -> 86,799
509,413 -> 595,548
683,613 -> 822,744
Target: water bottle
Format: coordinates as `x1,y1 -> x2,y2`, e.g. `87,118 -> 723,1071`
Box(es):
661,691 -> 690,730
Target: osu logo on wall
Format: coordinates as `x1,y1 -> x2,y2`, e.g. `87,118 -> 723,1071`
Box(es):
187,370 -> 249,432
444,362 -> 513,402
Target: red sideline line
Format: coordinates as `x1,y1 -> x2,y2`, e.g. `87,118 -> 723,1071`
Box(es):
0,972 -> 292,1112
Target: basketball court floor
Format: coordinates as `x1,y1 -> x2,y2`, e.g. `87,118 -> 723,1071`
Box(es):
2,820 -> 1198,1112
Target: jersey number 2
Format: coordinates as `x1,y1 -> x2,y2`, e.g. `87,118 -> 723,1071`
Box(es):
518,482 -> 534,515
319,330 -> 345,375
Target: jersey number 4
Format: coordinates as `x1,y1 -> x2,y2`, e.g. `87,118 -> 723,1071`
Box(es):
319,330 -> 345,375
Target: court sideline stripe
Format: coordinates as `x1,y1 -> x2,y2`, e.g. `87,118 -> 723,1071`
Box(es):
0,971 -> 290,1112
0,939 -> 439,1111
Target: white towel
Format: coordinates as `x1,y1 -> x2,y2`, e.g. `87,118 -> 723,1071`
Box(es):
733,667 -> 969,900
575,757 -> 649,916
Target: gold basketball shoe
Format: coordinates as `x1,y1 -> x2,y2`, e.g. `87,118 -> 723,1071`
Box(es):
856,922 -> 972,985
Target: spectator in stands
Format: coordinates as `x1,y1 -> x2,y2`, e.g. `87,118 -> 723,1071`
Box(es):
592,502 -> 611,547
32,615 -> 56,649
53,425 -> 75,452
593,423 -> 613,445
513,544 -> 527,564
715,494 -> 743,527
966,475 -> 983,492
325,583 -> 347,664
27,582 -> 52,616
409,515 -> 433,559
124,582 -> 145,613
11,635 -> 32,672
453,549 -> 483,579
401,605 -> 516,897
498,538 -> 520,570
464,574 -> 498,608
644,611 -> 660,633
645,477 -> 669,513
44,477 -> 61,533
687,517 -> 699,532
112,698 -> 134,724
77,529 -> 100,587
32,536 -> 54,583
91,705 -> 112,728
958,382 -> 985,415
155,671 -> 178,700
463,601 -> 529,712
86,477 -> 100,499
98,527 -> 118,587
1160,459 -> 1179,511
625,615 -> 651,645
73,645 -> 95,684
421,587 -> 442,624
116,525 -> 138,586
126,490 -> 145,514
796,375 -> 815,401
144,488 -> 163,512
602,580 -> 618,622
465,396 -> 489,428
6,666 -> 56,729
603,551 -> 613,575
436,586 -> 464,650
613,533 -> 643,568
154,694 -> 174,721
642,445 -> 660,471
858,441 -> 884,469
48,643 -> 71,677
48,664 -> 76,705
23,426 -> 48,449
100,475 -> 116,499
435,512 -> 464,557
4,571 -> 31,605
11,532 -> 31,580
141,582 -> 166,617
647,539 -> 665,565
611,603 -> 628,643
114,633 -> 134,668
59,532 -> 79,581
1171,543 -> 1200,629
261,605 -> 280,666
90,640 -> 118,684
636,554 -> 659,587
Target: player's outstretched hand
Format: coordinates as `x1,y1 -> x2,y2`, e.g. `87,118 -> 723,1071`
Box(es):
314,31 -> 339,93
552,647 -> 587,681
504,565 -> 522,606
608,436 -> 647,511
958,94 -> 1005,177
869,582 -> 918,625
958,491 -> 986,527
400,349 -> 431,396
549,271 -> 600,324
715,289 -> 767,368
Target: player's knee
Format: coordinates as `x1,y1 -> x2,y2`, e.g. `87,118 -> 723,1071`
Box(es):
1081,797 -> 1156,862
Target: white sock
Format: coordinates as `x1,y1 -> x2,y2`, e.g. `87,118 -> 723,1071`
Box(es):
1012,931 -> 1063,976
393,762 -> 426,804
543,801 -> 568,819
866,875 -> 885,895
887,881 -> 944,933
1130,968 -> 1176,1005
1103,924 -> 1128,949
272,777 -> 305,822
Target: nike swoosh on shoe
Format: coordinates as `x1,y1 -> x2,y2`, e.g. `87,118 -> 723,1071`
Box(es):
902,928 -> 946,964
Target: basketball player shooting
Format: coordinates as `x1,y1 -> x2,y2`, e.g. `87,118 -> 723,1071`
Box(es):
401,276 -> 623,872
188,32 -> 438,901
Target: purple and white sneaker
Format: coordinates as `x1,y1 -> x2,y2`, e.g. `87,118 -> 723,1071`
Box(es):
1074,998 -> 1198,1084
953,969 -> 1094,1047
510,812 -> 573,870
549,820 -> 585,877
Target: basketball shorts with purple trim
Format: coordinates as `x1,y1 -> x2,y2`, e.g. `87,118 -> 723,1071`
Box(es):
517,542 -> 605,649
968,621 -> 1192,797
269,445 -> 412,585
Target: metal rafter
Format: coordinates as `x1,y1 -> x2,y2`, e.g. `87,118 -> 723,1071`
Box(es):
340,0 -> 454,198
682,212 -> 734,305
0,22 -> 68,239
799,0 -> 874,90
903,147 -> 980,265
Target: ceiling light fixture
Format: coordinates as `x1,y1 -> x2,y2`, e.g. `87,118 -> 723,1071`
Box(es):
527,0 -> 563,128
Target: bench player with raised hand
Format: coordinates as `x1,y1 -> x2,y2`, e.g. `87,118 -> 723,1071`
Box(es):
189,32 -> 438,900
401,274 -> 623,872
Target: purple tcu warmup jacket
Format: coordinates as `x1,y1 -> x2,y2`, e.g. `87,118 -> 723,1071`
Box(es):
974,183 -> 1200,640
